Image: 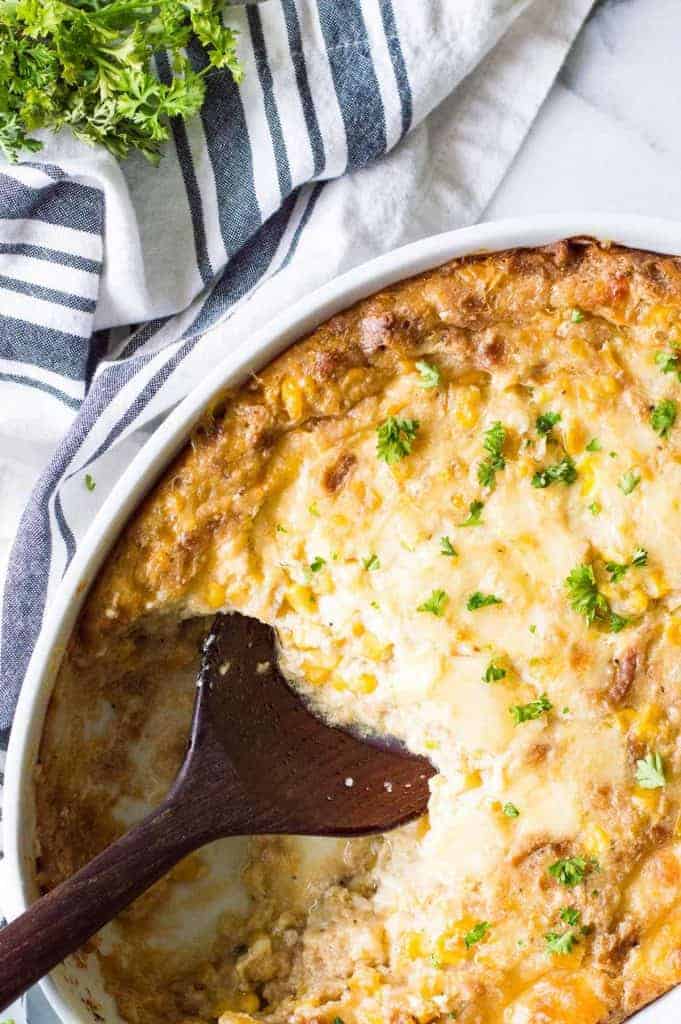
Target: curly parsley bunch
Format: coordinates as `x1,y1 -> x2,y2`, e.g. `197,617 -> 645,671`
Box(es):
0,0 -> 242,163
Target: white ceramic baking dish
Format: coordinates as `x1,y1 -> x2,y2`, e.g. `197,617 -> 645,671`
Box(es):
5,213 -> 681,1024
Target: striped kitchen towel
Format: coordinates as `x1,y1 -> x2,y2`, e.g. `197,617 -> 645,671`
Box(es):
0,0 -> 594,754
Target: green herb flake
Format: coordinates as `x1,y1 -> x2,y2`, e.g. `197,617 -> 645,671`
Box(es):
309,556 -> 326,573
463,921 -> 490,949
560,906 -> 581,926
635,751 -> 666,789
651,398 -> 677,438
415,359 -> 441,388
483,660 -> 507,683
275,523 -> 288,534
308,501 -> 320,517
529,624 -> 537,634
440,535 -> 457,557
565,564 -> 605,625
376,416 -> 420,464
509,693 -> 552,725
0,0 -> 243,165
84,473 -> 96,492
588,502 -> 601,516
631,547 -> 648,567
536,411 -> 561,436
545,930 -> 579,955
458,500 -> 484,527
655,350 -> 681,377
618,469 -> 641,495
605,560 -> 628,584
363,553 -> 381,571
531,456 -> 577,489
467,591 -> 503,612
503,802 -> 520,818
418,589 -> 449,617
585,438 -> 602,452
477,421 -> 506,489
570,308 -> 585,323
548,856 -> 590,887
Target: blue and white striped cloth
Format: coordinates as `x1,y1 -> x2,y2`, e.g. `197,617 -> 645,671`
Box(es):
0,0 -> 593,837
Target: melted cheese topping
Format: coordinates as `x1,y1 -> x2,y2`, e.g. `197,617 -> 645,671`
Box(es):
37,242 -> 681,1024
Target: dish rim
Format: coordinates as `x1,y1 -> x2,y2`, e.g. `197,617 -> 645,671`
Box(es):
5,211 -> 681,1024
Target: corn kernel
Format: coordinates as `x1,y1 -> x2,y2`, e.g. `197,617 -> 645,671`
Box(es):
416,814 -> 430,838
633,702 -> 663,742
281,376 -> 304,419
205,581 -> 226,609
352,620 -> 365,637
455,387 -> 481,429
565,419 -> 586,455
647,569 -> 669,599
361,633 -> 393,661
632,787 -> 661,815
285,584 -> 316,615
579,456 -> 596,497
625,587 -> 649,615
583,823 -> 611,858
402,931 -> 428,959
237,993 -> 260,1014
613,708 -> 636,734
301,662 -> 331,686
350,672 -> 378,695
665,615 -> 681,646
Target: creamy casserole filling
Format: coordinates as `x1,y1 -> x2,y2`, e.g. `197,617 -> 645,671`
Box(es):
36,241 -> 681,1024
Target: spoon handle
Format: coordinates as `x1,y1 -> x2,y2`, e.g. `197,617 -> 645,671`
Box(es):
0,794 -> 205,1012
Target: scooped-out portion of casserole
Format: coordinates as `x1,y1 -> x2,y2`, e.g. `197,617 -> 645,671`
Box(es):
36,240 -> 681,1024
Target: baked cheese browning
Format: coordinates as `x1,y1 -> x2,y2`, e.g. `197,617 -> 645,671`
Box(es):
36,240 -> 681,1024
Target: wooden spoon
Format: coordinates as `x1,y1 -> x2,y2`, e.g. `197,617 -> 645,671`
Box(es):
0,612 -> 434,1010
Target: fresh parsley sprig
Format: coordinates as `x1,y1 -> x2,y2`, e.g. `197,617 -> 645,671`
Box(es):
477,421 -> 506,489
0,0 -> 243,164
565,563 -> 628,633
376,416 -> 420,464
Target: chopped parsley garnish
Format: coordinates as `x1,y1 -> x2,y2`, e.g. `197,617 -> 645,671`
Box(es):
571,308 -> 585,323
509,693 -> 552,725
309,556 -> 326,573
565,563 -> 628,633
415,360 -> 441,388
651,398 -> 677,438
545,930 -> 579,955
477,421 -> 506,489
458,500 -> 484,527
363,553 -> 381,571
606,547 -> 648,582
332,1018 -> 345,1024
276,523 -> 288,533
483,660 -> 507,683
548,856 -> 591,887
531,456 -> 577,489
560,906 -> 581,926
503,802 -> 520,818
631,546 -> 648,567
467,591 -> 502,611
585,437 -> 602,452
536,411 -> 561,436
635,751 -> 666,789
84,473 -> 96,492
655,349 -> 681,378
308,501 -> 320,517
417,589 -> 449,616
589,502 -> 601,516
376,416 -> 420,464
463,921 -> 489,949
440,536 -> 457,557
618,469 -> 641,495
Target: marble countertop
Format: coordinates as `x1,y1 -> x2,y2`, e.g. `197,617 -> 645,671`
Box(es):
6,2 -> 681,1021
489,0 -> 681,220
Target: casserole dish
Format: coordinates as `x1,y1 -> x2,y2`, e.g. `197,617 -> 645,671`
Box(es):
5,213 -> 681,1024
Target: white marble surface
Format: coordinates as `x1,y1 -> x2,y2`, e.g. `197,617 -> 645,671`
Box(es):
6,2 -> 681,1022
